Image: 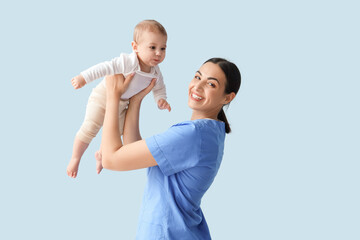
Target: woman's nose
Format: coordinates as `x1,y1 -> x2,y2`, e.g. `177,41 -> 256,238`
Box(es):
194,80 -> 205,90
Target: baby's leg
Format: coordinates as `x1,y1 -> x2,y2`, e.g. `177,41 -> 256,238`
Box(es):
67,137 -> 89,178
67,85 -> 106,178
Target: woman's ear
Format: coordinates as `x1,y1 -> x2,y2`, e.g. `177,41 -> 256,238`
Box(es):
223,92 -> 236,105
131,41 -> 138,52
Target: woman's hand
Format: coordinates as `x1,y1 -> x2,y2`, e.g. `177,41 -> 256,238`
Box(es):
105,73 -> 135,99
130,78 -> 157,103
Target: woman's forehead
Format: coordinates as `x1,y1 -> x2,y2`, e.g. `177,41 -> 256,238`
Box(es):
198,62 -> 226,82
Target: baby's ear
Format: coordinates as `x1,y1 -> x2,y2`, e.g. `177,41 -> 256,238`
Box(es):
131,41 -> 138,52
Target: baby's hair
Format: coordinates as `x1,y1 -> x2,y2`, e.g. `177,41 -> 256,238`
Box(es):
133,20 -> 167,43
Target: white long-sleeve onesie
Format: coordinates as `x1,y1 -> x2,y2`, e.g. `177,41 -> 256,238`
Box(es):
81,51 -> 167,102
76,52 -> 167,144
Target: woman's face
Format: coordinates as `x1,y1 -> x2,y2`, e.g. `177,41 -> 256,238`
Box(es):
188,62 -> 233,119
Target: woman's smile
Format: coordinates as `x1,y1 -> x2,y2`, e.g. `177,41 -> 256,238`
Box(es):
190,92 -> 203,101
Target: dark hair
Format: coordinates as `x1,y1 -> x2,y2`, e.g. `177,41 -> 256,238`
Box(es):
204,58 -> 241,133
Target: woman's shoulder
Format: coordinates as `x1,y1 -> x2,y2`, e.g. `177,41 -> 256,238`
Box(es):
165,121 -> 197,139
154,121 -> 199,145
173,119 -> 224,126
168,119 -> 225,143
174,119 -> 225,133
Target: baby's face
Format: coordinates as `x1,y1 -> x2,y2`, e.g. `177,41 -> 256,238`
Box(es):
134,31 -> 167,68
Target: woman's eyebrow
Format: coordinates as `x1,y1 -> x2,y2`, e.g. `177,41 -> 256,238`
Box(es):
196,71 -> 220,84
208,77 -> 220,84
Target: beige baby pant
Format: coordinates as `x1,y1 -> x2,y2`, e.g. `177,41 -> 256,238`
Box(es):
76,82 -> 129,144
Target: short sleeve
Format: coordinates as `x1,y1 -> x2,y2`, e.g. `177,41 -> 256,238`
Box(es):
145,122 -> 200,176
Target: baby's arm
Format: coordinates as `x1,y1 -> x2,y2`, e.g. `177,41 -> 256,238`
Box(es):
152,73 -> 171,111
80,56 -> 125,84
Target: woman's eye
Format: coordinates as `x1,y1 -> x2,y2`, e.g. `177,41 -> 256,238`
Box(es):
208,82 -> 215,87
195,76 -> 200,80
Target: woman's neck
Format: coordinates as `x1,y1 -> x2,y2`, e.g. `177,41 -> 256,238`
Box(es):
190,111 -> 218,121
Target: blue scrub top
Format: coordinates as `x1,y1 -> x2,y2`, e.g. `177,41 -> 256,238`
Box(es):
136,119 -> 225,240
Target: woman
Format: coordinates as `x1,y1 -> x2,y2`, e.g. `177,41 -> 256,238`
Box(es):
102,58 -> 241,239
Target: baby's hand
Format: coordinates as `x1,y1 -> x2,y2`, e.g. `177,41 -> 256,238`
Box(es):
157,98 -> 171,112
71,75 -> 86,89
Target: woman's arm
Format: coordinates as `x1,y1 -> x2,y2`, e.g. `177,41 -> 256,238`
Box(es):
122,100 -> 141,145
122,77 -> 158,144
101,74 -> 158,171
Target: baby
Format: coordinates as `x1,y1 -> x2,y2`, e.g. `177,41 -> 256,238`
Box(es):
67,20 -> 170,178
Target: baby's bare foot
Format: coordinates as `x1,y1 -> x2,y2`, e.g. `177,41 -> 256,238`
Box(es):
67,158 -> 80,178
95,151 -> 103,174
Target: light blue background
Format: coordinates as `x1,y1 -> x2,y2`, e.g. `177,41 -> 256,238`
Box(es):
1,0 -> 359,239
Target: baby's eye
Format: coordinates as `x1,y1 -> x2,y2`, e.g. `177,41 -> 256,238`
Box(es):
161,47 -> 166,51
150,46 -> 156,50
